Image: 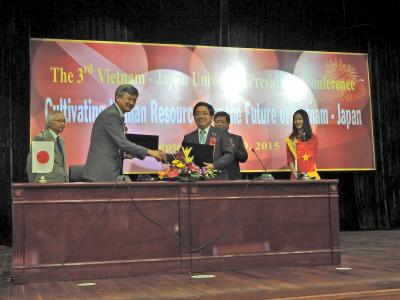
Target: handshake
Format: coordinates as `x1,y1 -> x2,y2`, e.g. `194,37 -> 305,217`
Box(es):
147,149 -> 167,162
123,149 -> 167,162
124,149 -> 167,161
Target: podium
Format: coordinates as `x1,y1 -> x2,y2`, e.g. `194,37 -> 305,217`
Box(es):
12,180 -> 340,283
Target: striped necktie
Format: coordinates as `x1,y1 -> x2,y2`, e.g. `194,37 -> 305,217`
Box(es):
122,116 -> 126,132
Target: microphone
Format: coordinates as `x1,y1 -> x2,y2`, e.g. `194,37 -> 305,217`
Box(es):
251,148 -> 274,180
251,148 -> 267,172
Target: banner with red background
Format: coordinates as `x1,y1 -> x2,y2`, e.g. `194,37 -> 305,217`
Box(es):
30,38 -> 375,173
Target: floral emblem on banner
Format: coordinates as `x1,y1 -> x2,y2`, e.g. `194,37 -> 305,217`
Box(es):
324,59 -> 367,101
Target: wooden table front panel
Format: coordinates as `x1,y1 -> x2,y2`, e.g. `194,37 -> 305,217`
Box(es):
12,180 -> 339,282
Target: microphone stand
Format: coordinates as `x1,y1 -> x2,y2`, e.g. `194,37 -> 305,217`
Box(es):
251,148 -> 274,180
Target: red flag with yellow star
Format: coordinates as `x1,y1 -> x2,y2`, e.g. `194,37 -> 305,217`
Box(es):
296,141 -> 317,174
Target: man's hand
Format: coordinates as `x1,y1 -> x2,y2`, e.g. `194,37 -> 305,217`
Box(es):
203,162 -> 214,170
159,150 -> 168,162
147,149 -> 166,161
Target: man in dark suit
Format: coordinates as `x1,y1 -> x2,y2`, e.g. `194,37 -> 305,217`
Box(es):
26,110 -> 68,182
165,102 -> 233,179
214,111 -> 248,179
83,84 -> 164,182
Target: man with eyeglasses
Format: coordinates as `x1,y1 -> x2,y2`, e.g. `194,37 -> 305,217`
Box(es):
26,110 -> 69,182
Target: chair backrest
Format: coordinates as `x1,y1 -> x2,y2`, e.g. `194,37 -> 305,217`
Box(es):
69,165 -> 85,182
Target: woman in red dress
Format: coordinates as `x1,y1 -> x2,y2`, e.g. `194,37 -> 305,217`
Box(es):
286,109 -> 320,180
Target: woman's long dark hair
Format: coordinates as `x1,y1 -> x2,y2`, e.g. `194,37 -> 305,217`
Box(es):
289,109 -> 312,141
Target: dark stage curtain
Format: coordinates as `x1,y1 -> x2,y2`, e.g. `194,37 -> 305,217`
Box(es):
1,0 -> 400,244
0,5 -> 13,246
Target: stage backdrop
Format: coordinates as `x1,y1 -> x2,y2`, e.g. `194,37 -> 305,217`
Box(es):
30,38 -> 375,173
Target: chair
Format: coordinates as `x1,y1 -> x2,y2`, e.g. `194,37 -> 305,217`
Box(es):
69,165 -> 85,182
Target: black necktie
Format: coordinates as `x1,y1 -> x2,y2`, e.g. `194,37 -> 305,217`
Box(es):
56,136 -> 64,162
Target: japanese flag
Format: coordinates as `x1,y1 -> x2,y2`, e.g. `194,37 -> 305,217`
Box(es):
32,141 -> 54,173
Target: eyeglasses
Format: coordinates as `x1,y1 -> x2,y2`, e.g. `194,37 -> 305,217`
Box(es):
53,119 -> 67,123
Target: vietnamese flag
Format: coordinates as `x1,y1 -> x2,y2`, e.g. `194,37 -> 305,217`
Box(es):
296,141 -> 317,173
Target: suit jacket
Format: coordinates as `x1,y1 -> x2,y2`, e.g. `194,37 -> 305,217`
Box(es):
182,126 -> 234,179
83,103 -> 148,182
225,133 -> 248,180
26,129 -> 68,183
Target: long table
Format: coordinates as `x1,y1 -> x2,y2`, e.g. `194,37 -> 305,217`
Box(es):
12,180 -> 340,283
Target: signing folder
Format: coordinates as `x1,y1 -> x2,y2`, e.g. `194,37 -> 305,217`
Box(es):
182,141 -> 214,167
126,133 -> 159,150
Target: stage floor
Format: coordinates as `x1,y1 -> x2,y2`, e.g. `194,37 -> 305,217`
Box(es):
1,230 -> 400,300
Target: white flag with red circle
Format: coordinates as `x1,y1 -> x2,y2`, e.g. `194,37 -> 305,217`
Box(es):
32,141 -> 54,173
